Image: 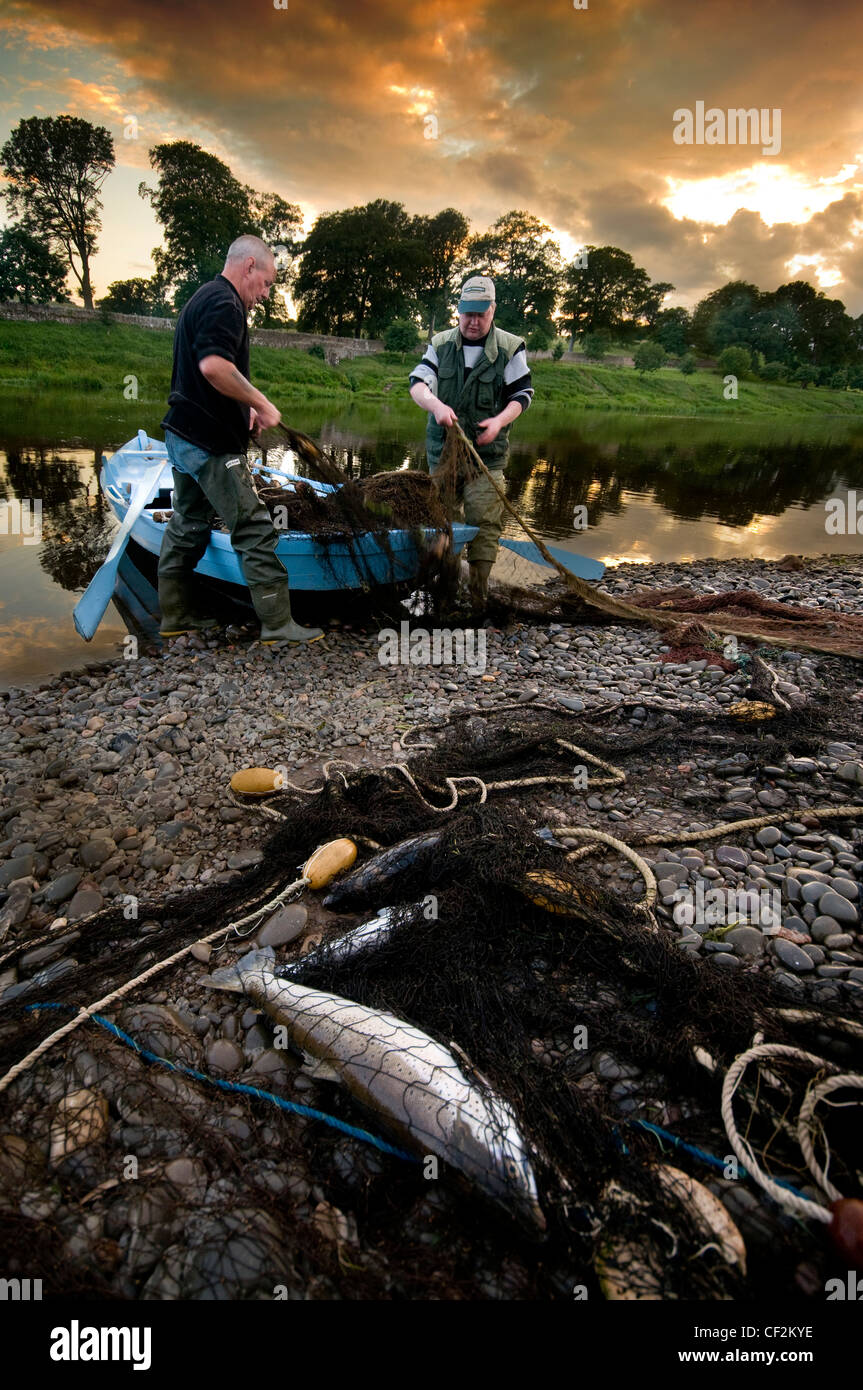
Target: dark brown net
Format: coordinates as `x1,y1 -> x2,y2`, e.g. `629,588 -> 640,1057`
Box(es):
0,700 -> 860,1300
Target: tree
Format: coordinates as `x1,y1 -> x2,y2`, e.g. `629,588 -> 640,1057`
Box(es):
294,200 -> 421,337
679,352 -> 697,375
249,190 -> 303,326
793,362 -> 817,389
653,307 -> 691,356
633,341 -> 666,374
140,142 -> 252,308
717,345 -> 752,377
581,330 -> 612,360
410,208 -> 470,337
0,227 -> 69,304
551,340 -> 565,361
559,245 -> 669,344
759,361 -> 787,383
384,318 -> 420,358
526,326 -> 553,351
0,115 -> 114,309
97,276 -> 170,316
464,210 -> 562,336
690,281 -> 760,356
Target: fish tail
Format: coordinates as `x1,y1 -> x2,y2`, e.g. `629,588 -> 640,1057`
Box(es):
202,946 -> 275,992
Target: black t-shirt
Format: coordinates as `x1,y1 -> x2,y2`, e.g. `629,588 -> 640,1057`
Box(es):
162,275 -> 251,453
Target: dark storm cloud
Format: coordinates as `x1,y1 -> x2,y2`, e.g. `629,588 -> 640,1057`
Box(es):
5,0 -> 863,306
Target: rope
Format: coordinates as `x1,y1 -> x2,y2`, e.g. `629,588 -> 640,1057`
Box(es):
720,1043 -> 844,1223
632,804 -> 863,847
450,422 -> 863,660
0,874 -> 311,1096
797,1073 -> 863,1202
554,826 -> 658,916
24,1002 -> 416,1163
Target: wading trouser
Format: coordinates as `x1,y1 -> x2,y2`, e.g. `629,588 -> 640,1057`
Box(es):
430,462 -> 506,568
157,451 -> 293,630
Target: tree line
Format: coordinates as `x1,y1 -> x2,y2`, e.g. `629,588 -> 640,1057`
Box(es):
3,115 -> 863,386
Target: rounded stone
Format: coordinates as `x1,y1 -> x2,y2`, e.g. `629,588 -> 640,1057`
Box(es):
817,891 -> 858,925
205,1039 -> 244,1073
255,904 -> 308,948
42,870 -> 84,904
773,939 -> 814,972
723,925 -> 765,957
709,952 -> 742,970
811,915 -> 841,943
66,888 -> 105,920
756,827 -> 782,848
715,845 -> 750,868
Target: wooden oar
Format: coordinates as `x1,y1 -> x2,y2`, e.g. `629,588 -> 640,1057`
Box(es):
73,457 -> 166,640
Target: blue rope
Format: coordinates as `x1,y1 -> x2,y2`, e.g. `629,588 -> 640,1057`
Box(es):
630,1119 -> 811,1199
24,1002 -> 417,1164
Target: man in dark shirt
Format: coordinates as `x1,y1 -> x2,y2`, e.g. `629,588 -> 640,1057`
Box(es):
158,234 -> 322,644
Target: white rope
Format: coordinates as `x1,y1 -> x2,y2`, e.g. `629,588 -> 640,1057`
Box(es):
554,826 -> 659,922
797,1072 -> 863,1203
0,874 -> 310,1097
720,1043 -> 842,1223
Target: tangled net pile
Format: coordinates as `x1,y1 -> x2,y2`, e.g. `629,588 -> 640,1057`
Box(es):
0,700 -> 860,1301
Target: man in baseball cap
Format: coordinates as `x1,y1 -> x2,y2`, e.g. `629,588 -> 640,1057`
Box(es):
409,276 -> 534,610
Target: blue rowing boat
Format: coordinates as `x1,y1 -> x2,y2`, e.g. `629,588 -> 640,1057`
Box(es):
100,431 -> 479,593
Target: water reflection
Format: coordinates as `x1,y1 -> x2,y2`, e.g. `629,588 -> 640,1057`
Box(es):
2,416 -> 863,689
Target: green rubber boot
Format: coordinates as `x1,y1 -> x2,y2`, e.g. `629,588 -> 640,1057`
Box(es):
158,574 -> 219,637
468,559 -> 493,612
249,583 -> 324,645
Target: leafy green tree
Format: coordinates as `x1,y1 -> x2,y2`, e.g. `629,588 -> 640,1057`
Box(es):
140,142 -> 252,308
560,245 -> 669,344
830,367 -> 849,390
679,352 -> 697,375
793,362 -> 817,389
691,282 -> 760,356
759,361 -> 787,383
465,210 -> 562,336
97,276 -> 170,316
0,115 -> 114,309
581,330 -> 612,360
295,200 -> 422,337
551,340 -> 565,361
717,345 -> 752,377
0,227 -> 69,304
653,307 -> 691,355
526,326 -> 553,351
633,340 -> 666,374
410,208 -> 470,336
249,191 -> 303,326
384,318 -> 420,357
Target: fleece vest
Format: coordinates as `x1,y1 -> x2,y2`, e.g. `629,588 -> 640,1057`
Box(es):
426,325 -> 524,471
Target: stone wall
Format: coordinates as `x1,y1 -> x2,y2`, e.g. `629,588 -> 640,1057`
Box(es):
0,302 -> 384,361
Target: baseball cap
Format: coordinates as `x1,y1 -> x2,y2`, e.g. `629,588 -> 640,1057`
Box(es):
458,275 -> 495,313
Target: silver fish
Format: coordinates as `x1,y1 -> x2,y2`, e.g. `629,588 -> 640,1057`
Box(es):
204,949 -> 545,1231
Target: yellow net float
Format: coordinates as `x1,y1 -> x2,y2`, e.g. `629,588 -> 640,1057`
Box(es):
302,839 -> 358,889
520,870 -> 583,916
229,767 -> 286,796
727,700 -> 776,722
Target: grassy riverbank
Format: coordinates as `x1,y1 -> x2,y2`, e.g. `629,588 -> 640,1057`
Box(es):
3,318 -> 863,419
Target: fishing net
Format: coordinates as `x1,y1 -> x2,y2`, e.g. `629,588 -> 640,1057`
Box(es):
1,697 -> 860,1300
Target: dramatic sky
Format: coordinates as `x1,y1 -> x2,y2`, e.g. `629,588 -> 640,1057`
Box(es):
2,0 -> 863,312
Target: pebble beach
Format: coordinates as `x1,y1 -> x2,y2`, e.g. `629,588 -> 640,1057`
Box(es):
1,552 -> 862,1299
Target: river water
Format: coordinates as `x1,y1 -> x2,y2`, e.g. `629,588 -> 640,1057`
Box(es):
2,400 -> 863,689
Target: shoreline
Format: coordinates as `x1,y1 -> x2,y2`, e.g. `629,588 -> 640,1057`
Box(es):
2,552 -> 861,939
